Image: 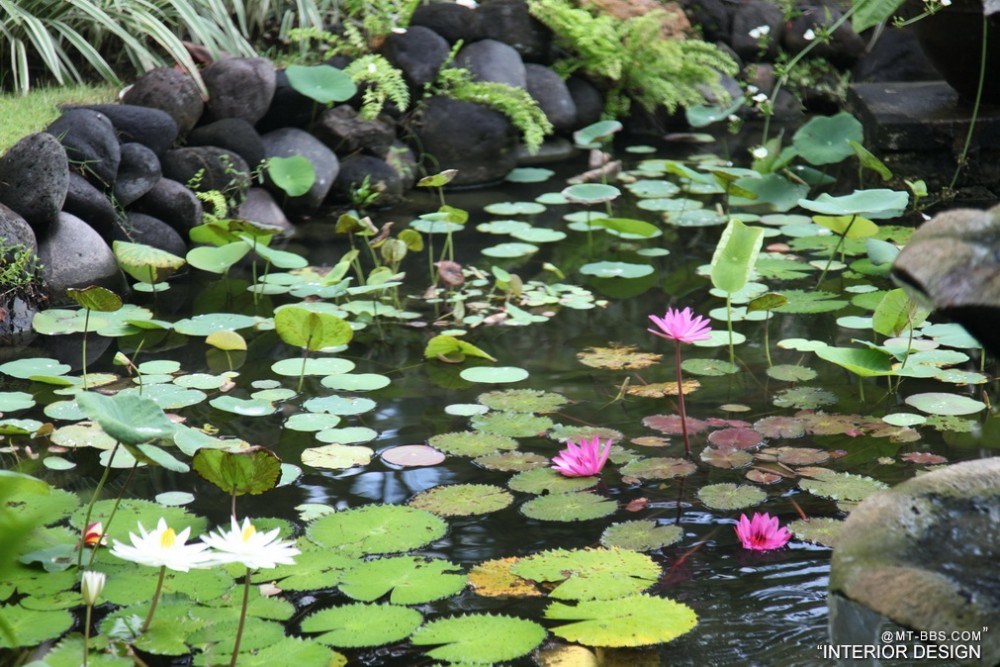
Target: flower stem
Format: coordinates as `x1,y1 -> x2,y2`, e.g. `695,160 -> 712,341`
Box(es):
229,568 -> 252,667
83,603 -> 93,667
675,340 -> 691,457
142,566 -> 167,633
78,441 -> 119,569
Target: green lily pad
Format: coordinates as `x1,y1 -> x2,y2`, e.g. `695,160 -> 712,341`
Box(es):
315,426 -> 379,445
0,607 -> 74,648
208,396 -> 277,417
191,447 -> 281,496
481,242 -> 539,258
301,444 -> 375,470
521,492 -> 617,522
428,431 -> 518,457
320,373 -> 391,391
600,521 -> 684,551
471,411 -> 553,438
76,391 -> 175,445
271,357 -> 355,377
637,197 -> 703,212
473,451 -> 549,471
626,179 -> 681,198
787,517 -> 844,547
285,63 -> 356,104
513,547 -> 660,600
0,357 -> 71,380
483,201 -> 546,216
670,209 -> 727,227
410,613 -> 546,664
381,445 -> 446,467
511,227 -> 567,243
339,556 -> 467,604
409,484 -> 513,517
579,262 -> 654,278
797,189 -> 908,219
545,594 -> 697,647
799,470 -> 888,501
562,183 -> 620,204
308,505 -> 447,557
697,483 -> 767,510
618,457 -> 697,480
904,392 -> 987,416
508,467 -> 599,494
478,389 -> 569,413
302,395 -> 376,416
505,167 -> 554,183
766,364 -> 818,382
459,366 -> 529,384
0,391 -> 35,412
772,386 -> 837,409
174,313 -> 260,336
792,112 -> 863,165
476,219 -> 532,234
300,603 -> 422,648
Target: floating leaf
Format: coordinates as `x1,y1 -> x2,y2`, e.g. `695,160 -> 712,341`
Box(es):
772,386 -> 837,409
797,189 -> 908,219
275,306 -> 353,351
681,358 -> 740,376
424,334 -> 497,363
409,484 -> 513,516
573,119 -> 622,147
471,411 -> 552,438
468,557 -> 542,598
521,492 -> 617,522
577,344 -> 661,370
300,603 -> 422,648
76,391 -> 175,445
600,521 -> 683,551
700,446 -> 753,469
545,594 -> 697,647
753,416 -> 806,439
483,201 -> 546,216
381,445 -> 445,467
711,219 -> 764,295
209,396 -> 277,417
113,241 -> 185,283
618,457 -> 697,480
191,447 -> 281,496
765,364 -> 817,382
186,242 -> 250,274
506,167 -> 554,183
0,607 -> 74,648
0,357 -> 71,380
697,483 -> 766,510
428,431 -> 518,457
459,366 -> 529,384
477,389 -> 568,413
308,505 -> 447,557
272,357 -> 354,377
787,517 -> 844,547
579,262 -> 653,278
302,444 -> 374,469
339,556 -> 467,604
508,468 -> 597,495
66,286 -> 122,312
474,451 -> 548,472
411,614 -> 546,664
904,392 -> 986,416
707,428 -> 763,449
513,547 -> 659,600
799,470 -> 887,501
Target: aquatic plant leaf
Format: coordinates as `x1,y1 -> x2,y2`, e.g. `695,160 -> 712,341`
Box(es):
0,357 -> 71,380
275,306 -> 352,351
381,444 -> 445,467
205,329 -> 246,352
587,217 -> 660,239
508,468 -> 596,494
51,422 -> 117,450
787,517 -> 844,548
900,451 -> 947,465
700,446 -> 753,469
872,288 -> 929,337
772,386 -> 837,409
174,313 -> 260,336
753,416 -> 807,439
619,457 -> 696,480
113,241 -> 185,283
477,389 -> 568,413
2,483 -> 77,528
904,392 -> 986,416
247,544 -> 354,590
76,391 -> 174,445
271,357 -> 354,376
308,505 -> 447,557
471,411 -> 553,438
285,64 -> 356,104
411,613 -> 546,664
482,242 -> 539,258
697,483 -> 766,510
0,391 -> 34,412
186,241 -> 250,274
303,443 -> 375,469
219,638 -> 345,667
320,372 -> 391,391
771,290 -> 848,314
707,427 -> 763,449
669,209 -> 727,226
191,447 -> 281,496
339,556 -> 467,604
513,548 -> 659,601
65,285 -> 122,312
506,167 -> 554,183
813,347 -> 895,377
483,201 -> 546,215
27,636 -> 133,667
625,179 -> 680,198
70,498 -> 206,544
512,227 -> 568,243
468,557 -> 542,598
424,334 -> 497,363
797,189 -> 908,219
546,594 -> 697,647
812,215 -> 878,240
409,484 -> 513,517
579,261 -> 653,278
765,364 -> 817,382
792,112 -> 863,165
477,218 -> 532,234
642,415 -> 708,435
209,396 -> 277,417
600,521 -> 684,551
799,470 -> 887,501
302,395 -> 376,417
577,344 -> 661,370
731,173 -> 810,212
520,492 -> 617,522
0,607 -> 73,648
429,431 -> 518,457
573,119 -> 622,147
679,358 -> 739,377
301,603 -> 424,648
267,155 -> 316,197
417,169 -> 459,187
474,451 -> 548,471
459,366 -> 529,384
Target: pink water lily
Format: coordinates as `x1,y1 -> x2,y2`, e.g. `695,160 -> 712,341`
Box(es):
648,307 -> 713,344
552,436 -> 612,477
735,512 -> 792,551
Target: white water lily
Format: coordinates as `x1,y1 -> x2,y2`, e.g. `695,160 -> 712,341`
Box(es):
110,518 -> 213,571
80,570 -> 106,606
201,516 -> 300,570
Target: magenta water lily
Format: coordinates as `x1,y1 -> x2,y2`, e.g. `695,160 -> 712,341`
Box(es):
552,435 -> 612,477
647,306 -> 713,457
735,512 -> 792,551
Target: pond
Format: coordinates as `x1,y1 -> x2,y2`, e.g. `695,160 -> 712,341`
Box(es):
1,118 -> 994,666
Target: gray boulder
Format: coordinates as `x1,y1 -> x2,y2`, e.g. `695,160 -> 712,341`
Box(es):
409,96 -> 518,187
784,6 -> 865,69
410,3 -> 485,44
455,39 -> 526,89
312,105 -> 396,156
331,155 -> 405,209
730,0 -> 785,62
202,57 -> 276,125
162,146 -> 251,198
114,212 -> 188,258
37,212 -> 122,294
132,178 -> 204,238
114,143 -> 161,207
384,140 -> 419,191
525,64 -> 576,134
235,188 -> 292,235
46,108 -> 121,188
381,26 -> 451,89
78,104 -> 179,156
64,172 -> 119,241
255,69 -> 315,133
122,67 -> 205,138
477,0 -> 551,61
187,118 -> 266,171
567,76 -> 604,129
261,127 -> 339,214
0,203 -> 36,252
0,133 -> 69,233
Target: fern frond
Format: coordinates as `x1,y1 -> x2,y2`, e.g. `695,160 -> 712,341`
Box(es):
344,54 -> 410,119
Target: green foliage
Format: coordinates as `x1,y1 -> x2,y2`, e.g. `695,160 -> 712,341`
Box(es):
0,239 -> 43,300
344,54 -> 410,119
528,0 -> 737,116
430,66 -> 553,153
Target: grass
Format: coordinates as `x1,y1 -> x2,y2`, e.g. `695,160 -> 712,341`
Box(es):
0,83 -> 119,153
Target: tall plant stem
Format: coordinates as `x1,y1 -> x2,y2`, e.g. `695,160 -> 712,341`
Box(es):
726,295 -> 735,365
82,309 -> 91,389
229,568 -> 252,667
87,461 -> 139,569
675,340 -> 692,457
948,17 -> 988,192
763,312 -> 773,368
78,441 -> 120,569
142,566 -> 167,633
84,602 -> 93,667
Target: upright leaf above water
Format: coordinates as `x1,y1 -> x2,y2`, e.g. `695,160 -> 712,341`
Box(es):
113,241 -> 185,286
274,305 -> 354,391
66,286 -> 122,388
710,219 -> 763,362
191,447 -> 282,498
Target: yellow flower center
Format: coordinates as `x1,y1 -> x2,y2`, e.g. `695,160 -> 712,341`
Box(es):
241,524 -> 256,542
160,527 -> 176,548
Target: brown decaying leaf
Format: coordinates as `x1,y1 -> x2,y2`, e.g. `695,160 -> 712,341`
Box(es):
900,451 -> 948,465
629,436 -> 671,448
625,498 -> 649,512
746,469 -> 783,485
642,414 -> 709,435
626,379 -> 700,398
435,260 -> 465,287
468,557 -> 542,598
707,427 -> 763,449
577,343 -> 662,370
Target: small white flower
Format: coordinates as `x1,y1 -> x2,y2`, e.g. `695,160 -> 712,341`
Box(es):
940,0 -> 952,5
751,146 -> 769,159
201,517 -> 300,570
367,62 -> 378,74
727,114 -> 740,123
746,85 -> 759,94
749,25 -> 771,39
110,518 -> 214,572
804,29 -> 816,41
752,92 -> 769,103
81,570 -> 106,606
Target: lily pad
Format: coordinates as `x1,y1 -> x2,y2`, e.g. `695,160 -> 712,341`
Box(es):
471,411 -> 553,438
799,470 -> 888,501
339,556 -> 467,604
410,613 -> 546,664
509,467 -> 599,494
545,594 -> 698,647
478,389 -> 568,413
381,445 -> 446,467
300,603 -> 422,648
521,492 -> 617,522
308,505 -> 448,557
408,484 -> 513,516
513,548 -> 660,601
618,457 -> 697,480
428,431 -> 518,457
483,201 -> 546,216
904,392 -> 987,416
600,521 -> 684,551
459,366 -> 529,384
697,483 -> 766,510
579,262 -> 654,278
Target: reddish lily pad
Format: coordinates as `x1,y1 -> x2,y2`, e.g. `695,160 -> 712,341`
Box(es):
618,457 -> 697,480
900,452 -> 948,465
707,427 -> 763,449
381,445 -> 446,467
753,416 -> 806,439
642,415 -> 709,436
745,469 -> 783,485
766,446 -> 829,466
700,446 -> 753,469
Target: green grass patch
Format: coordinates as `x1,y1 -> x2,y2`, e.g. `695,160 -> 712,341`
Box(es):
0,83 -> 118,153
